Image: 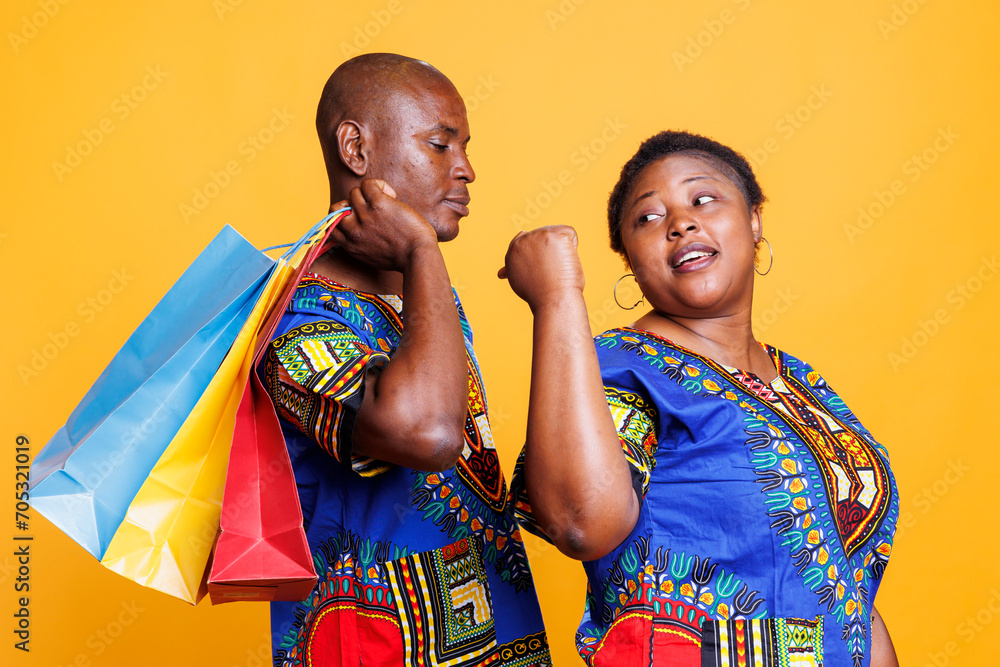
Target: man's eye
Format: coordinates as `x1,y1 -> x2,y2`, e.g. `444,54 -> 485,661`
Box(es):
694,195 -> 716,205
431,143 -> 448,151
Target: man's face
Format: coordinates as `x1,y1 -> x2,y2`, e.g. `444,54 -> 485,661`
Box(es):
365,78 -> 475,242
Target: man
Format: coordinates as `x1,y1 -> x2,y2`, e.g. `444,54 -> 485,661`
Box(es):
263,53 -> 550,666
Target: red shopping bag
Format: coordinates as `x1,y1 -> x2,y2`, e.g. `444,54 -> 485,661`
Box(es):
207,209 -> 349,603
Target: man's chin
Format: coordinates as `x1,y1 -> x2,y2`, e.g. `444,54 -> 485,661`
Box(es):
428,212 -> 462,243
437,227 -> 460,243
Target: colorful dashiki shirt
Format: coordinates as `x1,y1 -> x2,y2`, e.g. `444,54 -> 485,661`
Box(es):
264,273 -> 550,667
512,327 -> 898,667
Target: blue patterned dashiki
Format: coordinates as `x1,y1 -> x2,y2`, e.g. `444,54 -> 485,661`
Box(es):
264,273 -> 550,667
512,327 -> 898,667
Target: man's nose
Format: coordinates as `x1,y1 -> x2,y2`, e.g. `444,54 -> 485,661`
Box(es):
453,151 -> 475,183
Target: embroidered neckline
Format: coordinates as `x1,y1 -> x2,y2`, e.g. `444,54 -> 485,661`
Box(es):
612,327 -> 836,430
618,327 -> 779,380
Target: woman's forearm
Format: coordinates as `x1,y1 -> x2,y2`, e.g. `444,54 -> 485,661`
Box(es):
523,288 -> 639,561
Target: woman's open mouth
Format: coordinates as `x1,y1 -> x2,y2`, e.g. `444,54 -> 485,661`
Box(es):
670,244 -> 718,272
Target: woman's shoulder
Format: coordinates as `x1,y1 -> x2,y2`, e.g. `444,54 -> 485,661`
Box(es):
766,344 -> 816,375
767,345 -> 883,443
594,326 -> 677,353
766,344 -> 840,394
595,326 -> 716,373
593,327 -> 719,402
593,327 -> 674,370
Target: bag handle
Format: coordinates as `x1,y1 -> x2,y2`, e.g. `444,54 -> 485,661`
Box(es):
261,206 -> 350,257
251,208 -> 351,365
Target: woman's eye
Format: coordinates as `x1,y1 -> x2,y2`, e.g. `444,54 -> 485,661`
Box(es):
694,194 -> 716,205
638,213 -> 661,224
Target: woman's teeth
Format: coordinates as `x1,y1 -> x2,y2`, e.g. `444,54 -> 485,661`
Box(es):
675,250 -> 713,266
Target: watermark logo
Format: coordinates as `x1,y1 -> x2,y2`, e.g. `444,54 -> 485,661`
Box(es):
7,0 -> 72,54
17,268 -> 135,385
878,0 -> 930,39
463,74 -> 501,114
51,600 -> 145,666
922,587 -> 1000,667
753,288 -> 799,335
511,117 -> 629,231
747,85 -> 833,168
845,126 -> 958,243
545,0 -> 588,30
895,458 -> 968,540
339,0 -> 404,57
51,66 -> 169,183
214,0 -> 246,20
180,107 -> 294,223
672,0 -> 752,73
887,255 -> 995,371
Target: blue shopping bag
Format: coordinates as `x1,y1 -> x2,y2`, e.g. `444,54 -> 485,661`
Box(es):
30,225 -> 275,559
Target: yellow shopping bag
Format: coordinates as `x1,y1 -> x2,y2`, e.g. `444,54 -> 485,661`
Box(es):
99,213 -> 340,603
99,258 -> 293,602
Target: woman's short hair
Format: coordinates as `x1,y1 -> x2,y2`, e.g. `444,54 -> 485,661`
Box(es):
607,130 -> 766,260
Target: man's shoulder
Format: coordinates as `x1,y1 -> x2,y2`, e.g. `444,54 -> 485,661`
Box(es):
277,273 -> 403,344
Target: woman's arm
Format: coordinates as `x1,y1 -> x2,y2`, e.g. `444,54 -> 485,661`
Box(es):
871,607 -> 899,667
500,226 -> 639,560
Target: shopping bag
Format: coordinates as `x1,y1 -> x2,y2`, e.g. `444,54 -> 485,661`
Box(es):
101,210 -> 347,603
205,370 -> 316,603
99,257 -> 292,602
208,208 -> 351,603
30,226 -> 274,558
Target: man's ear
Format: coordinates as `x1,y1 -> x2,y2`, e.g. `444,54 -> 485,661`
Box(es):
336,120 -> 367,177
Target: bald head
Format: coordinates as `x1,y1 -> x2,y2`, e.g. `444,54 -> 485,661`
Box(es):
317,54 -> 455,170
314,53 -> 475,241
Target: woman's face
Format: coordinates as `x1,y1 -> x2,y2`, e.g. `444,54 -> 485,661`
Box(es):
619,153 -> 762,320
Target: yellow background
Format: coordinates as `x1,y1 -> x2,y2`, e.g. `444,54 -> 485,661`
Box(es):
2,1 -> 997,665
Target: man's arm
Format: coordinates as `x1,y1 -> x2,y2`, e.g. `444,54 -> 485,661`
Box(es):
331,179 -> 468,471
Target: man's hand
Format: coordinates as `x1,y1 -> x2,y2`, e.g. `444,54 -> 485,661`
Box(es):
331,178 -> 437,272
499,225 -> 585,312
322,179 -> 467,472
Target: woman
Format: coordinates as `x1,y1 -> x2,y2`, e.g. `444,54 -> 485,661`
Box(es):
500,131 -> 899,666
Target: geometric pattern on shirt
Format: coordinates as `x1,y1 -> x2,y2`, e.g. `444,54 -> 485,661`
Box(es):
496,631 -> 551,667
273,531 -> 404,667
278,277 -> 533,592
699,616 -> 824,667
270,275 -> 550,666
605,387 -> 659,498
511,386 -> 660,551
456,357 -> 507,512
576,535 -> 768,666
412,467 -> 536,594
594,328 -> 898,667
718,357 -> 891,666
772,368 -> 891,561
732,366 -> 892,560
265,319 -> 390,476
385,536 -> 498,667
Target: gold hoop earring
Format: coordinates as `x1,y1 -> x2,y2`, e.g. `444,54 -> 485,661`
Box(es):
614,273 -> 644,310
754,237 -> 773,276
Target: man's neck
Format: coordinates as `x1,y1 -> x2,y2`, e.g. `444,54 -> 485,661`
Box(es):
309,246 -> 404,295
311,192 -> 407,294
